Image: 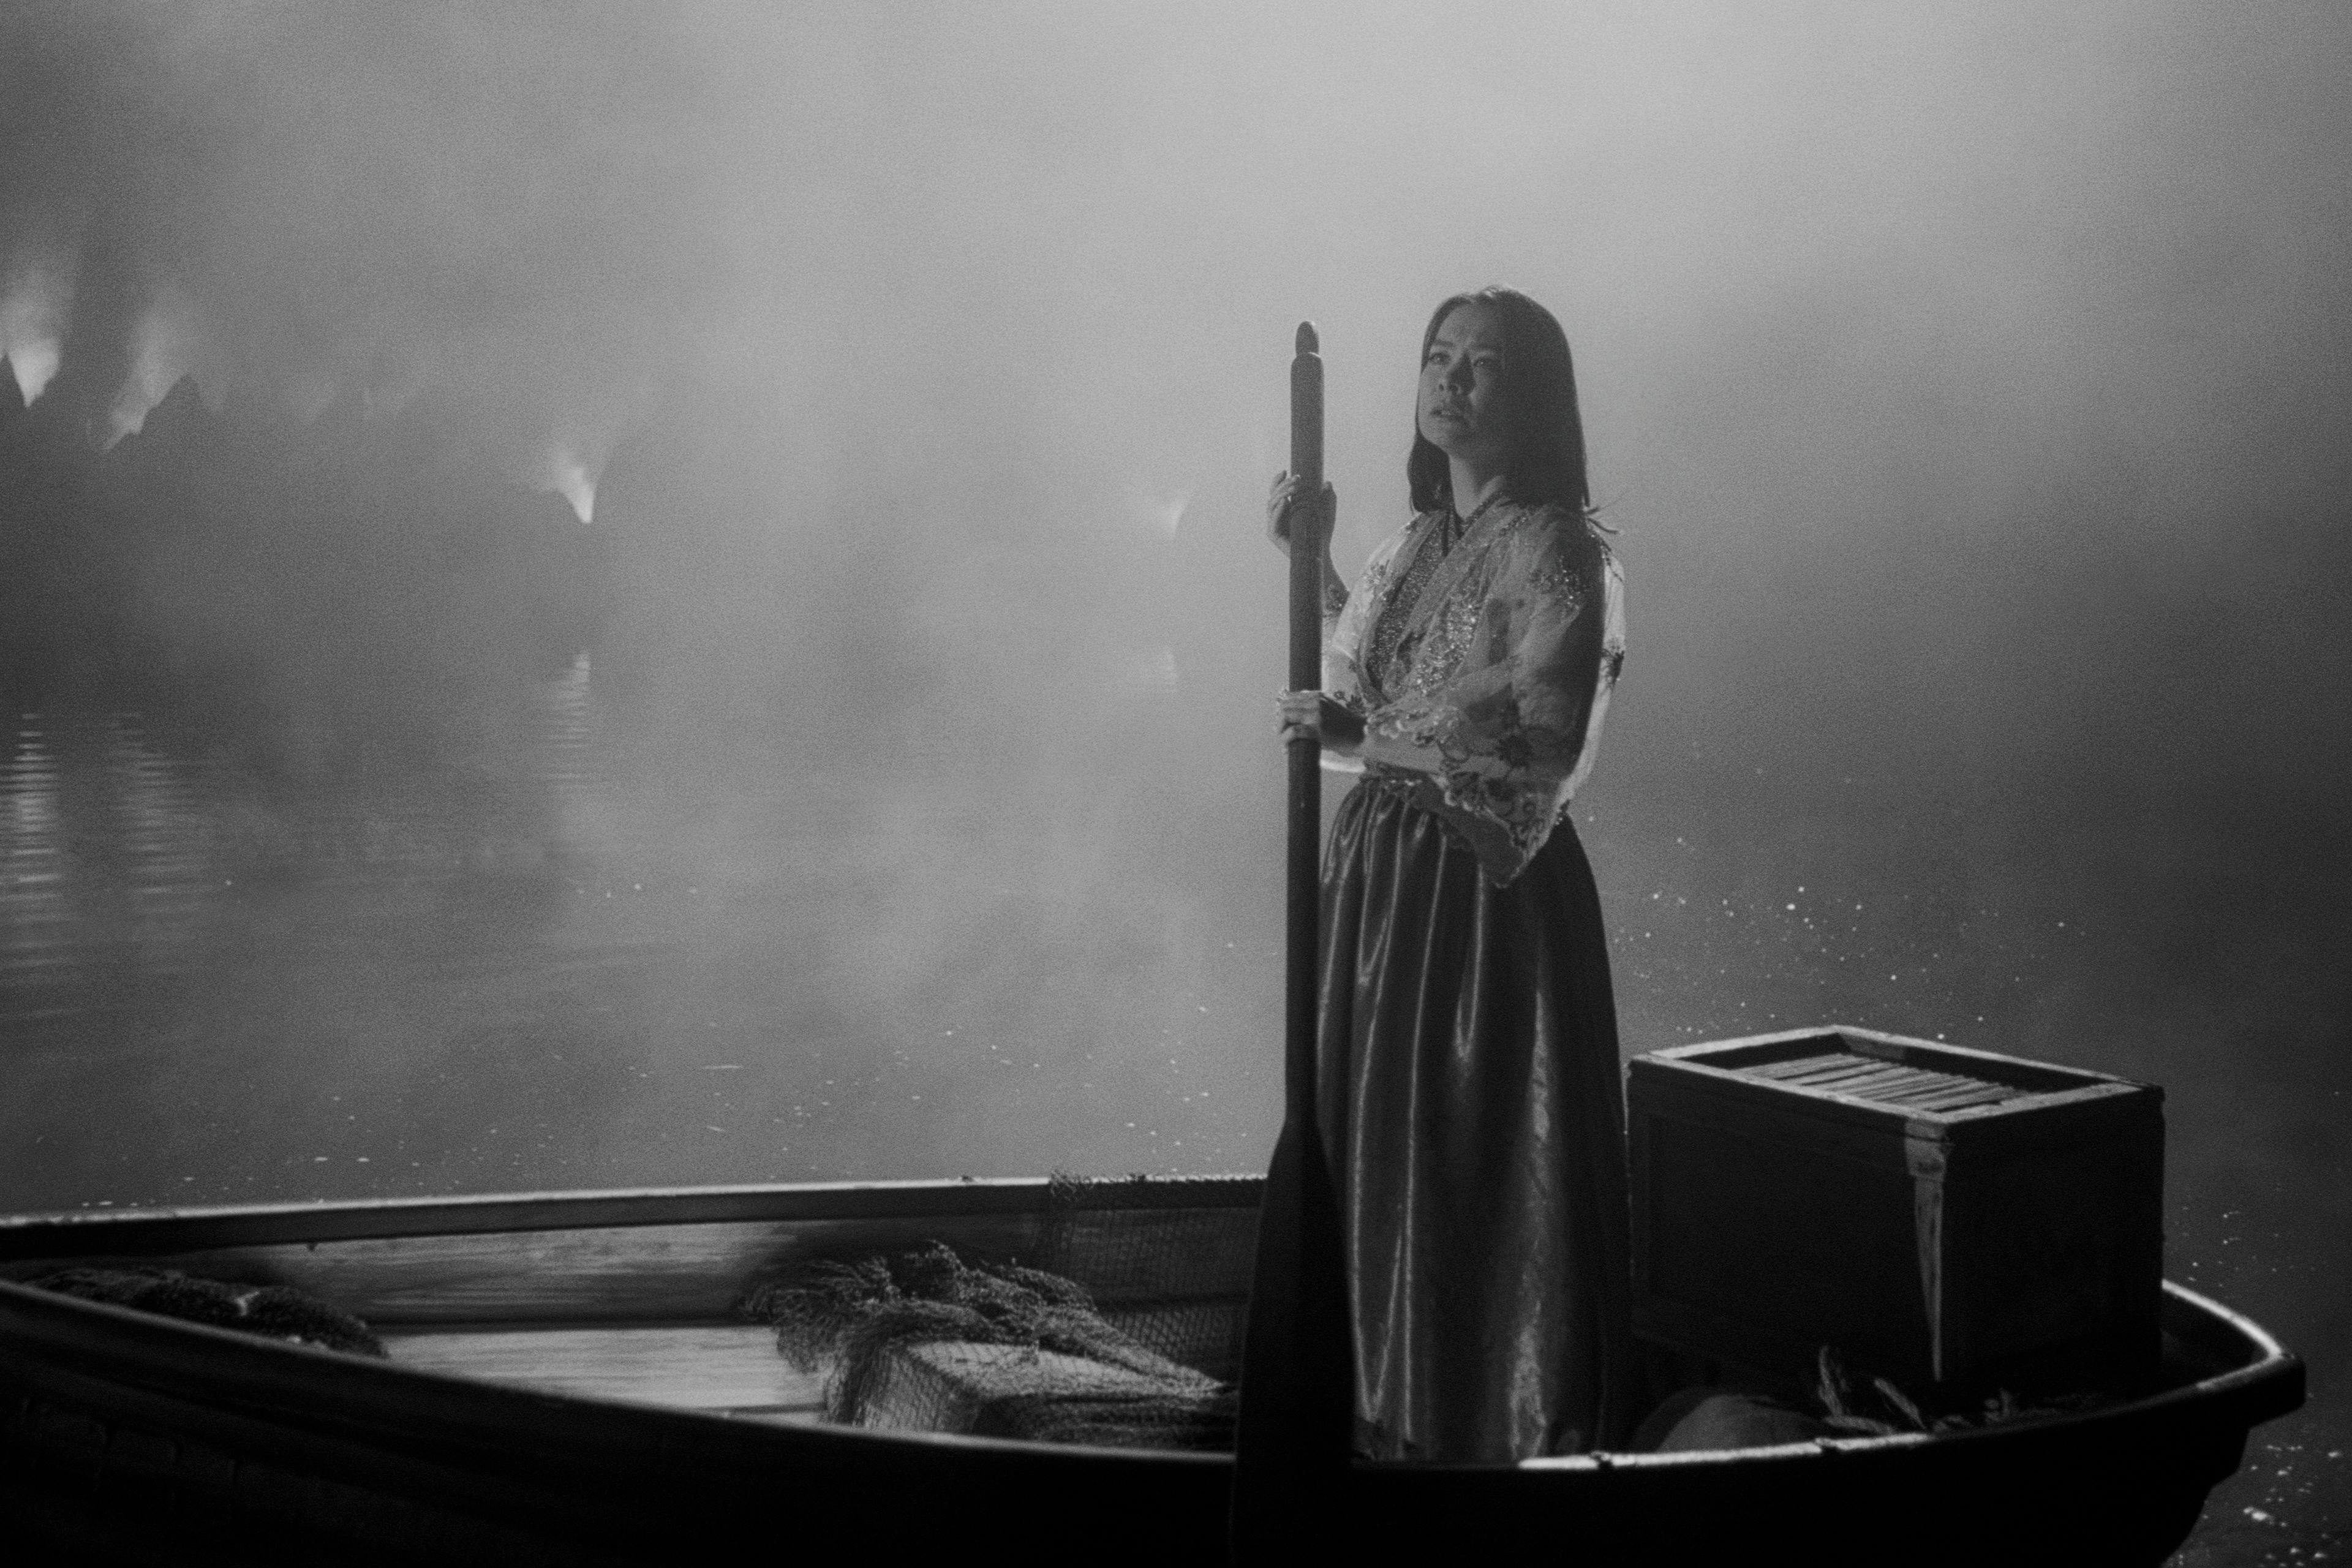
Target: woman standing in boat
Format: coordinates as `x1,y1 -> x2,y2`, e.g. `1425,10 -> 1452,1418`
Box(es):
1270,286 -> 1631,1463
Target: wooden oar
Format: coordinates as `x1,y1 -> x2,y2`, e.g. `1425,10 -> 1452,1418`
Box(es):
1229,322 -> 1354,1562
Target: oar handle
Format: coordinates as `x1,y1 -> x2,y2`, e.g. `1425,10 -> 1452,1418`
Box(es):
1287,322 -> 1324,691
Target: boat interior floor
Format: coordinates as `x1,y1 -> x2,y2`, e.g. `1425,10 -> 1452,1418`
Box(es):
380,1321 -> 827,1423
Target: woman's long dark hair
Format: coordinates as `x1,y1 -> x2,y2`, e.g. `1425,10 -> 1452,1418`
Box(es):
1407,286 -> 1591,518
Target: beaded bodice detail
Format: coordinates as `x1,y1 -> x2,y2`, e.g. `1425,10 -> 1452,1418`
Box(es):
1319,497 -> 1626,885
1365,507 -> 1468,695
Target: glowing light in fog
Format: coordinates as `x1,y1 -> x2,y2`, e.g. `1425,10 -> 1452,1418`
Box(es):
104,283 -> 220,445
552,454 -> 596,522
538,442 -> 606,523
4,336 -> 59,405
1126,483 -> 1190,539
1,251 -> 72,404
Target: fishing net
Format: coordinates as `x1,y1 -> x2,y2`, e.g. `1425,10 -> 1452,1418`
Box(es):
742,1240 -> 1236,1450
25,1265 -> 386,1356
1025,1170 -> 1252,1381
740,1176 -> 1248,1452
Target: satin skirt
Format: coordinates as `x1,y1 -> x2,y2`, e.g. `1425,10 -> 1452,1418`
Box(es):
1316,778 -> 1635,1462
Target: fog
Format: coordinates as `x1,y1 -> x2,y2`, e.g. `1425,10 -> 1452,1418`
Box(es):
10,3 -> 2344,821
2,2 -> 2346,1553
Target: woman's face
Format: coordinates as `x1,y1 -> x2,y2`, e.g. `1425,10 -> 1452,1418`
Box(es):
1417,301 -> 1513,470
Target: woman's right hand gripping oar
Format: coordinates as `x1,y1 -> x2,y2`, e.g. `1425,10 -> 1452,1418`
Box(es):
1267,470 -> 1363,752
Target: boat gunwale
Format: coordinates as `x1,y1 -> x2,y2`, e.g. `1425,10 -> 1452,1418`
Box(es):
0,1174 -> 1263,1259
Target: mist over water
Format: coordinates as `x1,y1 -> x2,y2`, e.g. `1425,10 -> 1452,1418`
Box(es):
2,3 -> 2346,1555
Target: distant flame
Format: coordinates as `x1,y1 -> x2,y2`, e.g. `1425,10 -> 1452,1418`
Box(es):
1,247 -> 73,405
6,337 -> 59,405
539,440 -> 606,523
553,455 -> 596,522
1125,483 -> 1191,539
104,282 -> 217,446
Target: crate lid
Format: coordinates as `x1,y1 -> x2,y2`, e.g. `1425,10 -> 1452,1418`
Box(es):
1631,1025 -> 2158,1129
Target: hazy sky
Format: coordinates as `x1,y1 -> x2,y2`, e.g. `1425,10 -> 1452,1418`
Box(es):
6,3 -> 2343,814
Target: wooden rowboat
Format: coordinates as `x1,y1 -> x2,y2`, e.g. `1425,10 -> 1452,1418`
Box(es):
0,1176 -> 2304,1565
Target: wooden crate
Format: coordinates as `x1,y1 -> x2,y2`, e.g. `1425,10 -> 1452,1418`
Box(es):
1627,1025 -> 2162,1393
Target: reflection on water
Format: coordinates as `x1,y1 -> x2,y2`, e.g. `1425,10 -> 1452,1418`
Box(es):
0,655 -> 1285,1213
2,712 -> 212,1012
1,662 -> 593,1030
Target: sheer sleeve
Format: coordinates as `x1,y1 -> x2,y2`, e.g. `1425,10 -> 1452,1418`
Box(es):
1319,530 -> 1408,754
1353,514 -> 1624,883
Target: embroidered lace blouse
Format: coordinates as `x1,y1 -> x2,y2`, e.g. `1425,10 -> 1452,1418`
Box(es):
1321,496 -> 1626,885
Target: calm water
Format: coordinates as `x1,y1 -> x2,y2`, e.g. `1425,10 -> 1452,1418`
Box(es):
1,658 -> 1291,1205
2,660 -> 2342,1561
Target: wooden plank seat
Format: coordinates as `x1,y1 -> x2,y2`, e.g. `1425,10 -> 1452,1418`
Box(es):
381,1319 -> 1237,1447
379,1323 -> 826,1420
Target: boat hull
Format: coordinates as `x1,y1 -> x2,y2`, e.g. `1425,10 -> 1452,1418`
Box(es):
0,1180 -> 2304,1565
